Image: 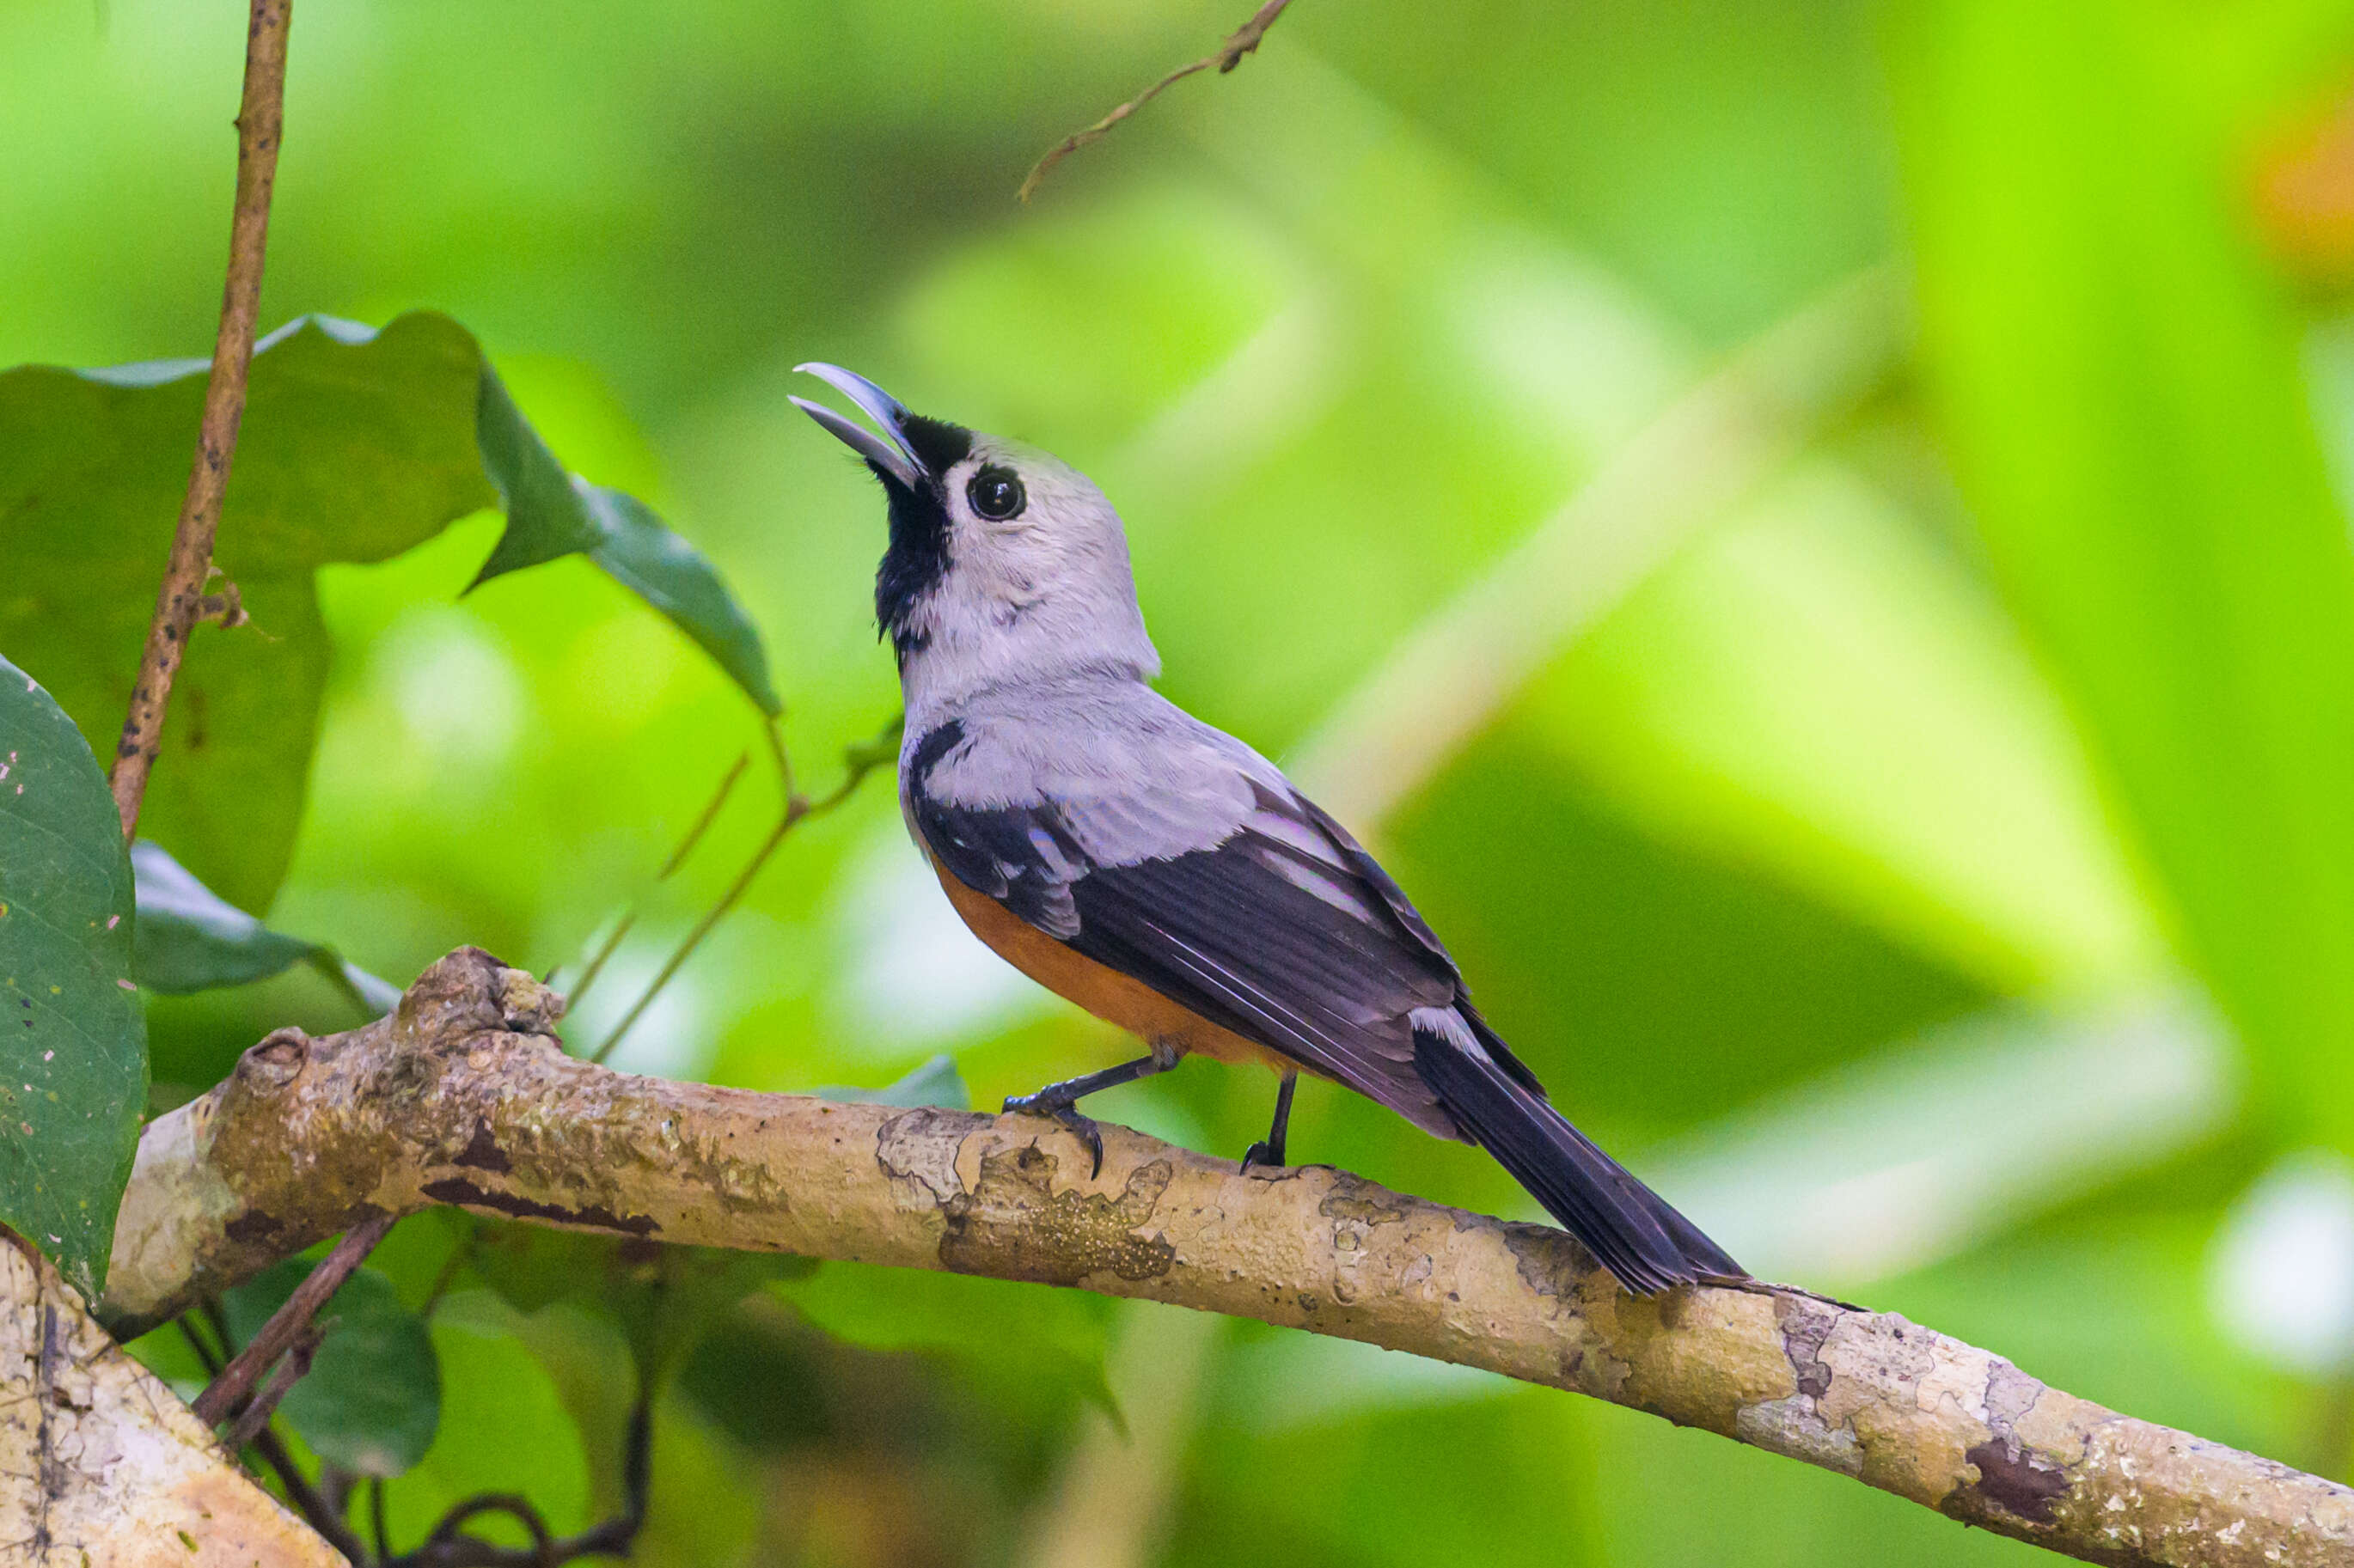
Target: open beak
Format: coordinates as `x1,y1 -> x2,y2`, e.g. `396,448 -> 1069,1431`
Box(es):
791,363 -> 927,491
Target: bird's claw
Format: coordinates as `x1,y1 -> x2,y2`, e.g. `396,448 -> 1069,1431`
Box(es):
1001,1092 -> 1105,1179
1238,1139 -> 1287,1175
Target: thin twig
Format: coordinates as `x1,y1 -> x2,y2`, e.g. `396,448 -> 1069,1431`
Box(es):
417,1219 -> 475,1320
317,1462 -> 358,1532
176,1312 -> 224,1376
220,1319 -> 326,1452
251,1425 -> 372,1565
199,1287 -> 365,1558
562,750 -> 749,1010
388,1395 -> 651,1567
557,912 -> 633,1010
192,1210 -> 393,1427
371,1477 -> 393,1564
658,749 -> 751,881
425,1495 -> 554,1556
1018,0 -> 1291,203
588,723 -> 892,1066
107,0 -> 291,839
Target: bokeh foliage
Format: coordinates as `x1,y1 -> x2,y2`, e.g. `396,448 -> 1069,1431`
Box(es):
9,0 -> 2354,1562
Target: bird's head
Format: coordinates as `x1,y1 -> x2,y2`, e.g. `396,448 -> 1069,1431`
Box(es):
792,363 -> 1159,709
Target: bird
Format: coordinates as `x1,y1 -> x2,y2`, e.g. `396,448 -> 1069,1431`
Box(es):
791,363 -> 1745,1295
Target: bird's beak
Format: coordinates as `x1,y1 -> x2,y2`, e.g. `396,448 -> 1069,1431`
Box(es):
790,363 -> 927,491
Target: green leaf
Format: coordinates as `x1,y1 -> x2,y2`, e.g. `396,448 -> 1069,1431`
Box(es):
0,651 -> 145,1301
771,1260 -> 1119,1419
468,1221 -> 812,1394
473,369 -> 781,715
815,1053 -> 969,1110
222,1258 -> 441,1477
1889,1 -> 2354,1146
0,313 -> 780,912
131,839 -> 400,1016
377,1309 -> 594,1550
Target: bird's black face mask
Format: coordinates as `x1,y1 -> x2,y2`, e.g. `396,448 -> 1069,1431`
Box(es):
871,413 -> 974,656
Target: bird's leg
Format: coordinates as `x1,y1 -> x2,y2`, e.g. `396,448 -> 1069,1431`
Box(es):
1001,1045 -> 1178,1178
1240,1069 -> 1298,1174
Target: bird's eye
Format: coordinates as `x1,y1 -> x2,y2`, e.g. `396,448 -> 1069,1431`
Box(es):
966,466 -> 1026,521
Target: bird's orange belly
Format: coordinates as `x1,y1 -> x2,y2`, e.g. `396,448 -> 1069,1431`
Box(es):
929,857 -> 1300,1075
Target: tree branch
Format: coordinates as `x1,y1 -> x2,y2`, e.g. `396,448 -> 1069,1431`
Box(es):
97,949 -> 2354,1568
1018,0 -> 1292,204
0,1235 -> 345,1565
108,0 -> 290,839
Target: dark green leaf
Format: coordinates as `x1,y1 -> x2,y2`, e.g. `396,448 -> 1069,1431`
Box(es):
814,1053 -> 969,1110
580,485 -> 783,717
223,1259 -> 441,1477
468,1222 -> 812,1394
131,840 -> 400,1016
0,652 -> 145,1301
771,1261 -> 1118,1419
0,314 -> 780,910
473,369 -> 780,716
380,1314 -> 593,1549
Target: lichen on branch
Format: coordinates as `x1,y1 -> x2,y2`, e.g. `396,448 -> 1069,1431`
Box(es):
99,949 -> 2354,1568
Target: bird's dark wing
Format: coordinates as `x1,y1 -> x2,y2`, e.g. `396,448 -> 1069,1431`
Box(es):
908,715 -> 1747,1290
911,761 -> 1467,1135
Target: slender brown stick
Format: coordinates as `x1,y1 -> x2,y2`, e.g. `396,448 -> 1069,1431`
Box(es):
562,749 -> 750,1010
193,1296 -> 370,1568
219,1319 -> 325,1452
108,0 -> 292,839
191,1209 -> 391,1427
386,1395 -> 651,1567
657,750 -> 750,881
371,1477 -> 394,1563
251,1425 -> 371,1565
1018,0 -> 1292,203
587,725 -> 891,1065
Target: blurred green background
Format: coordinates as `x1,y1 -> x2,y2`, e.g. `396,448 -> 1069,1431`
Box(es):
11,0 -> 2354,1561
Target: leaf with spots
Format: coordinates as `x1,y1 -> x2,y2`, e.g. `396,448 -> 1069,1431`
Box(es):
0,650 -> 146,1301
0,313 -> 780,913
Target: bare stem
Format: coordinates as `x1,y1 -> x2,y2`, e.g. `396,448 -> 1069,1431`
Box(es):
586,723 -> 893,1066
659,749 -> 751,881
192,1209 -> 392,1428
1018,0 -> 1293,204
386,1395 -> 651,1566
252,1425 -> 372,1565
563,748 -> 750,1010
219,1318 -> 325,1452
370,1478 -> 393,1563
107,0 -> 291,838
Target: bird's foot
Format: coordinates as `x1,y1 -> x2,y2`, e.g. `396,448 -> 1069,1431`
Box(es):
1238,1137 -> 1287,1175
1001,1091 -> 1105,1179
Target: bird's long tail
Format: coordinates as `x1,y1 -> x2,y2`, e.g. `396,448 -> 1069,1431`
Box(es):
1410,1010 -> 1744,1296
